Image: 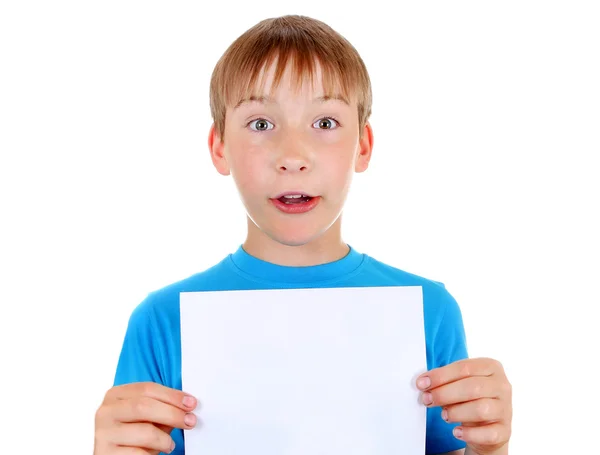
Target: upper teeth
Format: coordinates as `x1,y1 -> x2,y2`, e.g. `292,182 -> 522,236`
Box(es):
283,194 -> 305,198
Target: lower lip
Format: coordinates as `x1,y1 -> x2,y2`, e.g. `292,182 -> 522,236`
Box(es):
270,196 -> 321,214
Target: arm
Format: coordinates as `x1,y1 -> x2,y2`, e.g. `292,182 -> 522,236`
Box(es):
424,286 -> 469,454
421,286 -> 512,455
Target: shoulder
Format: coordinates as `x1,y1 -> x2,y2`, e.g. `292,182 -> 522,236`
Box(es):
130,255 -> 236,322
360,253 -> 467,364
360,253 -> 458,310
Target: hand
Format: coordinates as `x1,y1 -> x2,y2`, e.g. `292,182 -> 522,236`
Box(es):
94,382 -> 199,455
416,358 -> 512,455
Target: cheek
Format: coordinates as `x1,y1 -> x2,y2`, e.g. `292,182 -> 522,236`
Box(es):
321,141 -> 358,181
229,144 -> 270,195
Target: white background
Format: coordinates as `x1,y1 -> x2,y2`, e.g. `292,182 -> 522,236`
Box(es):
1,1 -> 598,453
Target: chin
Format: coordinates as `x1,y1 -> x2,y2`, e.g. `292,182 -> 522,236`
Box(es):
265,226 -> 327,247
269,232 -> 321,247
247,205 -> 342,248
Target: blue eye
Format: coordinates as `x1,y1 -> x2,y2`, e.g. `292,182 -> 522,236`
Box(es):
249,118 -> 274,131
313,117 -> 339,129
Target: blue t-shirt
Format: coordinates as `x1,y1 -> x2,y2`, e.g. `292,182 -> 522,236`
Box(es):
114,245 -> 468,454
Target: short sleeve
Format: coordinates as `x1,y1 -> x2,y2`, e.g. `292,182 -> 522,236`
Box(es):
426,286 -> 469,454
113,296 -> 166,386
112,296 -> 183,454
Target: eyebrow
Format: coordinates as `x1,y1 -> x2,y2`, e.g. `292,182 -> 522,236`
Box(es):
233,94 -> 350,109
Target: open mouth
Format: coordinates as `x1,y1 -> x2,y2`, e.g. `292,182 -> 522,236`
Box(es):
277,194 -> 314,204
270,192 -> 321,214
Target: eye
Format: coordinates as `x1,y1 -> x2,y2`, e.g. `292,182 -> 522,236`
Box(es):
313,117 -> 339,130
248,118 -> 274,132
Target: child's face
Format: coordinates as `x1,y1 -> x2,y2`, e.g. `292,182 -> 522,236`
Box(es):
210,60 -> 373,247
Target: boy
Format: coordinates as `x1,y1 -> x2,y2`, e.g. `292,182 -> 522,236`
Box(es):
94,15 -> 512,455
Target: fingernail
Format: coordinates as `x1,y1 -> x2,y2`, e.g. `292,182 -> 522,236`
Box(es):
183,395 -> 196,408
441,408 -> 448,421
184,412 -> 197,427
422,392 -> 433,405
453,427 -> 463,439
417,377 -> 431,389
169,440 -> 176,453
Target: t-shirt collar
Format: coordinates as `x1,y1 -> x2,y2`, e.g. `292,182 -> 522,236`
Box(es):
228,244 -> 364,283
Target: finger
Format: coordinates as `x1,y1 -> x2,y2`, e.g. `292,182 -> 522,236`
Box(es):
421,376 -> 499,408
113,448 -> 155,455
452,422 -> 510,448
105,382 -> 198,412
110,396 -> 198,430
114,445 -> 159,455
112,422 -> 176,454
442,398 -> 504,424
417,357 -> 503,391
156,423 -> 173,435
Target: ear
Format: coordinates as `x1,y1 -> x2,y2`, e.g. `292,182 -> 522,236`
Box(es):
208,123 -> 230,176
355,122 -> 374,173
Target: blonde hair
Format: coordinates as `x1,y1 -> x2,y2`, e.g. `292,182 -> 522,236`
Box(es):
209,15 -> 372,139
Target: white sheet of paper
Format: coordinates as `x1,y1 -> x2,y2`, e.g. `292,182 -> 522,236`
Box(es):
180,286 -> 427,455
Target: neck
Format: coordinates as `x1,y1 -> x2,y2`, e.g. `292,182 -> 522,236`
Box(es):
242,216 -> 349,267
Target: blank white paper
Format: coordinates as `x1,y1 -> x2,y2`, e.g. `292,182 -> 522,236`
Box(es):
180,286 -> 427,455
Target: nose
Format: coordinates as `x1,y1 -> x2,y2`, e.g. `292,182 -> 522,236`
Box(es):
276,140 -> 311,173
277,156 -> 309,172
